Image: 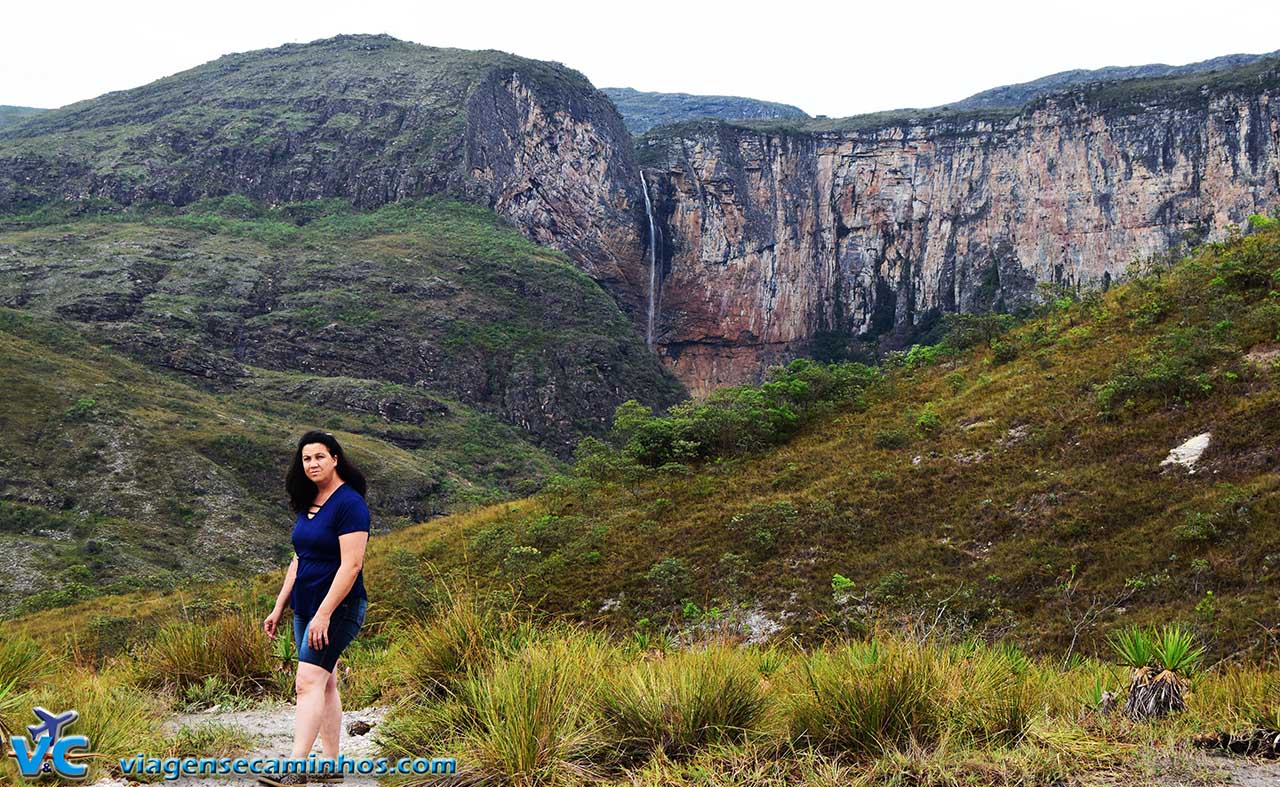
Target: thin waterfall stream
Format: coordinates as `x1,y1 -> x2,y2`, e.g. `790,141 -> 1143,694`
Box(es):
640,171 -> 657,348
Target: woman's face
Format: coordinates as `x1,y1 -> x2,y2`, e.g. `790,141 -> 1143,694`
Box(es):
301,442 -> 339,488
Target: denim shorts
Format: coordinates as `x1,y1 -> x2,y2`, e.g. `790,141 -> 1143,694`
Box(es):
293,596 -> 366,673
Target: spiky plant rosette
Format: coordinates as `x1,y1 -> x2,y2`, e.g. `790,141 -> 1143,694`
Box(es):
1110,624 -> 1204,720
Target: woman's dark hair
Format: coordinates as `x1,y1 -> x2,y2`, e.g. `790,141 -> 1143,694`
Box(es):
285,430 -> 368,513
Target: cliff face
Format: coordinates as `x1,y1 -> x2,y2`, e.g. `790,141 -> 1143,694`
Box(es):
641,74 -> 1280,393
0,34 -> 651,316
8,38 -> 1280,400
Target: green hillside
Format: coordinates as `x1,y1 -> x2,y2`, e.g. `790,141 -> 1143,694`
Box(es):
0,34 -> 621,212
15,215 -> 1280,664
0,195 -> 684,617
380,216 -> 1280,659
0,307 -> 562,616
0,105 -> 47,130
0,196 -> 684,455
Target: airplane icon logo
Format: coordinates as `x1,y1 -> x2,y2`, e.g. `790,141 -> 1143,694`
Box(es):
27,707 -> 78,742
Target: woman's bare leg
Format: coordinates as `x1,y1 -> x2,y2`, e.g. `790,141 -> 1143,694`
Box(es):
319,667 -> 343,759
289,663 -> 331,759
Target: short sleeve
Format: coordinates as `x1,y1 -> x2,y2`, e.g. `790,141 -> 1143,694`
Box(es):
336,494 -> 371,536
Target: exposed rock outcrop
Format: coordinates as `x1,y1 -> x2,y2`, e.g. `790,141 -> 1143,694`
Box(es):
640,63 -> 1280,393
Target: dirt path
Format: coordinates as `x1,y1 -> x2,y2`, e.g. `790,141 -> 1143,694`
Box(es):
88,703 -> 390,786
1082,752 -> 1280,786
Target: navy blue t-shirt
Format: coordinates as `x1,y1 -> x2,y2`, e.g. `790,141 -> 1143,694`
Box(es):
290,483 -> 370,620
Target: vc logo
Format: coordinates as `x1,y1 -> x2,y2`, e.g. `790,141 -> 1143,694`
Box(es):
7,707 -> 90,779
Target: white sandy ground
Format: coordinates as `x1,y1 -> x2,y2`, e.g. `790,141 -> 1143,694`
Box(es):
1083,753 -> 1280,786
87,703 -> 391,787
1161,431 -> 1212,473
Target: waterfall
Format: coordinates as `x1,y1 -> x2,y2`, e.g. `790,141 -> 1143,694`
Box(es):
640,171 -> 657,348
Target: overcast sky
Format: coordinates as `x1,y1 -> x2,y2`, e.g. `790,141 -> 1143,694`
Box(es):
3,0 -> 1278,118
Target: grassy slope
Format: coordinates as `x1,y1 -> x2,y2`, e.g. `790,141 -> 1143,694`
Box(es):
0,198 -> 684,455
0,308 -> 557,616
13,223 -> 1280,662
0,33 -> 591,170
463,225 -> 1280,658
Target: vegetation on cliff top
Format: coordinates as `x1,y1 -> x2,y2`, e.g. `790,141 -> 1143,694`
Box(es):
639,54 -> 1280,140
0,33 -> 616,211
602,86 -> 809,134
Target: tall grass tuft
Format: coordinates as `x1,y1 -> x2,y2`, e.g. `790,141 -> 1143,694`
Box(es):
136,612 -> 277,698
384,636 -> 608,786
945,644 -> 1045,746
600,644 -> 770,760
0,633 -> 55,690
27,671 -> 167,782
787,640 -> 942,756
390,593 -> 538,699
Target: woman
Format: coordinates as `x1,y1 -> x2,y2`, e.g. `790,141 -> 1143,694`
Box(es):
261,430 -> 371,786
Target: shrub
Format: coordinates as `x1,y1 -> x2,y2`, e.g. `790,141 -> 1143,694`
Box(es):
63,397 -> 96,421
1174,512 -> 1220,543
914,403 -> 942,434
1109,624 -> 1204,720
1095,327 -> 1226,414
991,339 -> 1020,365
605,359 -> 880,467
874,426 -> 912,449
645,557 -> 693,607
942,313 -> 1018,349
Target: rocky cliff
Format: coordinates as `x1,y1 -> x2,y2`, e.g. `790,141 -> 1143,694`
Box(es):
0,34 -> 652,317
638,60 -> 1280,393
7,38 -> 1280,399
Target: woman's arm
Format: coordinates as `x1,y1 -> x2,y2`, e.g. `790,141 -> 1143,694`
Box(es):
305,532 -> 368,648
263,555 -> 299,639
315,532 -> 368,617
276,555 -> 299,609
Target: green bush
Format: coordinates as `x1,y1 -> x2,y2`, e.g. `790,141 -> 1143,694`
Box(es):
942,313 -> 1018,349
873,426 -> 912,449
914,403 -> 942,434
991,339 -> 1020,365
645,557 -> 693,606
606,359 -> 880,468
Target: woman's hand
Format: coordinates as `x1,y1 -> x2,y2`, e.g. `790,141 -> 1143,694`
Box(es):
263,608 -> 283,641
307,612 -> 331,650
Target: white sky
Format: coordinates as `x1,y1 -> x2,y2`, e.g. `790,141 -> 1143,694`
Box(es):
2,0 -> 1278,118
